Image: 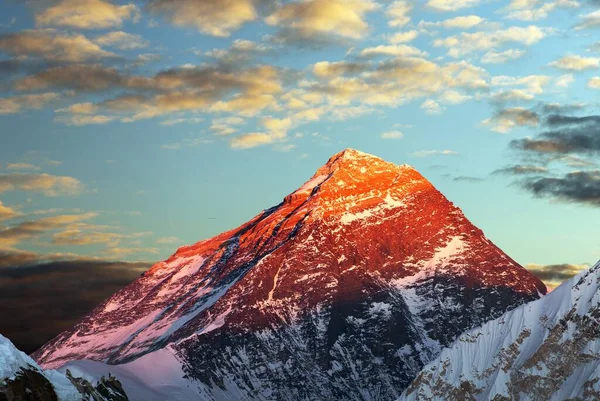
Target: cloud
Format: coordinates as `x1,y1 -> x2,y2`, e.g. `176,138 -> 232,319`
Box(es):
0,259 -> 151,353
36,0 -> 139,30
523,170 -> 600,206
453,176 -> 484,182
588,77 -> 600,88
0,173 -> 83,196
94,31 -> 148,50
549,55 -> 600,71
438,90 -> 471,104
156,236 -> 183,244
418,15 -> 484,29
0,30 -> 116,62
160,137 -> 213,150
411,150 -> 458,157
0,212 -> 97,248
230,116 -> 291,149
525,263 -> 590,290
380,130 -> 404,139
440,15 -> 484,28
510,114 -> 600,154
483,107 -> 540,133
0,201 -> 22,222
386,1 -> 412,27
265,0 -> 379,44
312,61 -> 369,78
6,163 -> 41,171
556,74 -> 575,88
421,99 -> 443,114
433,26 -> 547,57
360,44 -> 425,58
0,93 -> 61,115
22,63 -> 284,123
388,30 -> 419,44
576,10 -> 600,30
504,0 -> 579,21
147,0 -> 264,37
481,48 -> 525,64
491,75 -> 550,96
492,164 -> 549,175
15,65 -> 127,92
203,39 -> 271,63
426,0 -> 481,12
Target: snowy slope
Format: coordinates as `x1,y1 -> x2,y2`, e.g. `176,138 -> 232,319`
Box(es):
35,149 -> 547,400
58,346 -> 202,401
0,334 -> 81,401
400,260 -> 600,401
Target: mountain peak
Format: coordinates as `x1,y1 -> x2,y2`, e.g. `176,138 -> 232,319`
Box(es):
286,149 -> 426,213
36,150 -> 546,401
324,148 -> 413,172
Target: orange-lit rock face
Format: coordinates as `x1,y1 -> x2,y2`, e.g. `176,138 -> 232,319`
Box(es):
35,149 -> 546,400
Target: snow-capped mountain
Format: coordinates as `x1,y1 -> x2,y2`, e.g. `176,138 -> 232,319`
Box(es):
35,149 -> 546,400
0,333 -> 127,401
400,260 -> 600,401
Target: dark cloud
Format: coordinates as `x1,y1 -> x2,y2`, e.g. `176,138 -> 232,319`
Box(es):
0,259 -> 151,354
511,118 -> 600,155
492,165 -> 548,175
525,263 -> 590,290
452,176 -> 484,183
545,114 -> 600,127
15,64 -> 127,92
523,170 -> 600,205
539,102 -> 586,115
0,30 -> 116,63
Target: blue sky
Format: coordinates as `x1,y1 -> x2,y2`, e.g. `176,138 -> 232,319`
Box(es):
0,0 -> 599,286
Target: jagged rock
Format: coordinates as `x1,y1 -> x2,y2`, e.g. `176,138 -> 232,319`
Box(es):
0,368 -> 58,401
65,371 -> 128,401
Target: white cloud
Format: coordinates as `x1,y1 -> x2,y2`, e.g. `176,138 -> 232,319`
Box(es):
411,150 -> 458,157
433,26 -> 547,57
419,15 -> 484,29
549,55 -> 600,71
588,77 -> 600,89
388,30 -> 418,44
481,48 -> 525,64
94,31 -> 148,50
556,74 -> 575,88
575,10 -> 600,30
266,0 -> 379,41
426,0 -> 481,12
0,173 -> 83,196
36,0 -> 139,29
438,90 -> 472,104
505,0 -> 579,21
360,44 -> 426,58
380,131 -> 404,139
421,99 -> 444,114
386,1 -> 412,27
148,0 -> 257,37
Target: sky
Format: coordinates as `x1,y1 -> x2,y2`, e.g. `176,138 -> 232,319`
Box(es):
0,0 -> 599,290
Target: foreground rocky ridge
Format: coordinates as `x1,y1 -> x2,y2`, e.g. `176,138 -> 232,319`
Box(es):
35,149 -> 546,400
400,261 -> 600,401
